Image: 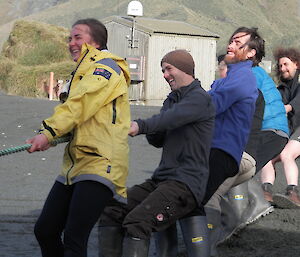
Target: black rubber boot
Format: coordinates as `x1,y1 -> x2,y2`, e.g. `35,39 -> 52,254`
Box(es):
240,179 -> 274,225
218,195 -> 241,244
180,215 -> 210,257
122,236 -> 150,257
154,223 -> 178,257
98,226 -> 124,257
205,207 -> 221,257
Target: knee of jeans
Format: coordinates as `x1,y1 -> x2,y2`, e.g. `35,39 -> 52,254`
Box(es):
34,218 -> 64,241
34,221 -> 51,239
123,214 -> 152,239
98,208 -> 125,227
124,222 -> 151,240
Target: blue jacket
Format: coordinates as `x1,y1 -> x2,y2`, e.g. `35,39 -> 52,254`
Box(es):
209,60 -> 258,165
252,66 -> 289,136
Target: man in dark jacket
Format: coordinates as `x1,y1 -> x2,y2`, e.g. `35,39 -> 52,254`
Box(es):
155,27 -> 260,257
261,47 -> 300,208
98,49 -> 215,257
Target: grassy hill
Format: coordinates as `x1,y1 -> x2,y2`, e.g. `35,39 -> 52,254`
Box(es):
0,20 -> 74,97
0,0 -> 297,58
0,0 -> 299,55
0,0 -> 299,96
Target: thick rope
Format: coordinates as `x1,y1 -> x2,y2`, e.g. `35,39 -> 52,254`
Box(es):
0,136 -> 70,157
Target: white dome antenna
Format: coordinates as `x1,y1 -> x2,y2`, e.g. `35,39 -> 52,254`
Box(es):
126,1 -> 143,48
127,1 -> 143,17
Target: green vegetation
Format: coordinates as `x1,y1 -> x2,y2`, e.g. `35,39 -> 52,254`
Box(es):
1,0 -> 300,56
0,20 -> 75,97
15,0 -> 299,59
19,40 -> 69,66
0,0 -> 299,97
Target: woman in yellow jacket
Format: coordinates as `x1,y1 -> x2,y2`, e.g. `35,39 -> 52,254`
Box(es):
26,18 -> 130,257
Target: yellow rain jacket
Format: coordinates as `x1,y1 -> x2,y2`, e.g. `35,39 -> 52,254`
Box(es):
40,43 -> 131,203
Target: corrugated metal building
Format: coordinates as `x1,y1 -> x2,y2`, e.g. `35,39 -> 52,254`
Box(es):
103,16 -> 219,103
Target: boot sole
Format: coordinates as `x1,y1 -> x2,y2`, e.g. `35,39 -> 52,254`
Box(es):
244,205 -> 274,225
217,223 -> 247,245
216,206 -> 274,245
273,194 -> 300,209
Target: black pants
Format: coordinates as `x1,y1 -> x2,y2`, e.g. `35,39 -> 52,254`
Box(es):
34,180 -> 113,257
99,179 -> 199,239
202,148 -> 239,205
255,131 -> 288,172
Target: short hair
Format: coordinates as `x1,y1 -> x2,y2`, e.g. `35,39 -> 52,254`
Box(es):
72,18 -> 107,50
273,47 -> 300,76
229,27 -> 265,66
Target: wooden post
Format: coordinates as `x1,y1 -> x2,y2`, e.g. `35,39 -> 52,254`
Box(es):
49,72 -> 54,100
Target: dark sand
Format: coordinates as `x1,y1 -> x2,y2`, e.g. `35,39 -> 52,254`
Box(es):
0,92 -> 299,257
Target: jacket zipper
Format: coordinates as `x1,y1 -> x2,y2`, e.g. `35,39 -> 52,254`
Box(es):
65,49 -> 90,185
112,99 -> 117,124
67,49 -> 90,93
65,132 -> 75,185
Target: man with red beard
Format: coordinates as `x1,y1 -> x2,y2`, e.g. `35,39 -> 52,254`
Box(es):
203,28 -> 259,205
155,27 -> 260,257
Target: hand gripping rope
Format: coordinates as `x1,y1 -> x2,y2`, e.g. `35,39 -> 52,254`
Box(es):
0,136 -> 70,157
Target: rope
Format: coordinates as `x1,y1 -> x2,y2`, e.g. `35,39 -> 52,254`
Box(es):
0,136 -> 70,157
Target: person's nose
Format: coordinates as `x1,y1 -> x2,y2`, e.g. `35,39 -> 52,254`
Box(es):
163,71 -> 170,80
279,65 -> 286,73
227,43 -> 234,51
69,38 -> 75,47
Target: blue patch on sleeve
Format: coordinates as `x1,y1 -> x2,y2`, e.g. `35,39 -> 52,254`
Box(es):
93,68 -> 112,80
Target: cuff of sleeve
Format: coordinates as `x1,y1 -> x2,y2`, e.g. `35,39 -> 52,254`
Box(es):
135,119 -> 145,135
40,130 -> 54,143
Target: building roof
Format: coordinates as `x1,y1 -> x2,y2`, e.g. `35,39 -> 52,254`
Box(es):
102,16 -> 219,38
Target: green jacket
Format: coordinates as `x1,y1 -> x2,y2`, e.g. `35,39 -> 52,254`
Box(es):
41,43 -> 131,203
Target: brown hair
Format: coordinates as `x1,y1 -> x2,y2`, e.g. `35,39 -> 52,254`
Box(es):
229,27 -> 265,66
72,18 -> 107,50
273,47 -> 300,77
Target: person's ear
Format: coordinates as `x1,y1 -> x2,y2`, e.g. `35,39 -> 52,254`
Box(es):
247,49 -> 256,59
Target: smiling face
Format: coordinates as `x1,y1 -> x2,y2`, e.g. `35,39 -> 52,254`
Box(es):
225,32 -> 255,64
278,57 -> 298,81
68,24 -> 100,62
161,62 -> 194,91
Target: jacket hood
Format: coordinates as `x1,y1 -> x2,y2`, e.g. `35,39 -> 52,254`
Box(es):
79,43 -> 131,87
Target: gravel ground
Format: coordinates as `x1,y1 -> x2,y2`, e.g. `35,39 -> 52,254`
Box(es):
0,93 -> 299,257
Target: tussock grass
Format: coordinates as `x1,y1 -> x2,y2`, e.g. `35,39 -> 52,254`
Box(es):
19,40 -> 70,66
5,61 -> 75,97
0,20 -> 75,97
